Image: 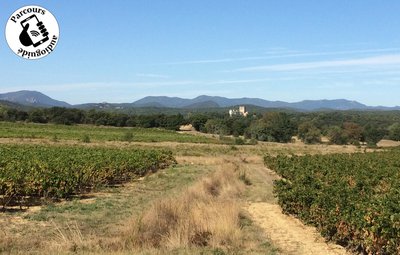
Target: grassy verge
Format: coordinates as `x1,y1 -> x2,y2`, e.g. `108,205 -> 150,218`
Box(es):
0,154 -> 279,254
0,163 -> 212,254
119,162 -> 278,255
122,166 -> 245,251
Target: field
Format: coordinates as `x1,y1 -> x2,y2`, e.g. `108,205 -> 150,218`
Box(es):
0,121 -> 222,144
0,144 -> 175,208
0,121 -> 285,255
265,150 -> 400,254
1,121 -> 397,255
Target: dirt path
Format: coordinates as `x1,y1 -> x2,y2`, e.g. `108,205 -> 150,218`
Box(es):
242,157 -> 350,255
246,203 -> 349,255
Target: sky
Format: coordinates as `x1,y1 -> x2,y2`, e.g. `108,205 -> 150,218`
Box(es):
0,0 -> 400,106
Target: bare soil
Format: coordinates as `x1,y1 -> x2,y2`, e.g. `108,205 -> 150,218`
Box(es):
246,203 -> 349,255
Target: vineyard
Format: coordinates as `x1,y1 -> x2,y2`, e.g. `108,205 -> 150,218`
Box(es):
0,121 -> 221,144
264,150 -> 400,254
0,144 -> 175,208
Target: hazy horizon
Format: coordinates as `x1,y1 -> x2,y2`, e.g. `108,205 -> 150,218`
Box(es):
1,1 -> 400,106
3,89 -> 400,108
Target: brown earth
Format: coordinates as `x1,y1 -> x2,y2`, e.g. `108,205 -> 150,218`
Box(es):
246,203 -> 349,255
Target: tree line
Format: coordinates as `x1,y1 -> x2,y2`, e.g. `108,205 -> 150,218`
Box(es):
1,106 -> 400,146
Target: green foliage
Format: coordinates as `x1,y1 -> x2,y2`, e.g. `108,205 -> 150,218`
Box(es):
228,115 -> 252,137
2,103 -> 400,146
51,134 -> 59,142
343,122 -> 363,145
29,109 -> 47,123
328,123 -> 364,145
327,126 -> 348,145
234,137 -> 245,145
189,113 -> 251,137
0,122 -> 220,144
0,144 -> 175,208
81,134 -> 91,143
211,248 -> 226,255
2,101 -> 400,146
0,106 -> 191,130
122,131 -> 134,142
189,113 -> 209,131
388,123 -> 400,141
163,113 -> 185,130
292,111 -> 400,136
247,112 -> 295,143
204,119 -> 229,135
218,135 -> 234,144
363,124 -> 386,147
297,122 -> 321,144
264,150 -> 400,254
247,138 -> 258,145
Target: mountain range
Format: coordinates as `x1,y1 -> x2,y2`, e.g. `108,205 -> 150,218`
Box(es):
0,90 -> 399,111
0,90 -> 70,108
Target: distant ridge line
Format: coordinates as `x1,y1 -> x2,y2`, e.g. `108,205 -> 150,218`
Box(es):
0,90 -> 399,111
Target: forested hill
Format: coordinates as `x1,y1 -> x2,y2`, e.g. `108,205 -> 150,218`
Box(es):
1,90 -> 400,112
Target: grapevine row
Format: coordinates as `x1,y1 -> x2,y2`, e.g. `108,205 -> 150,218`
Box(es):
0,144 -> 175,208
264,150 -> 400,254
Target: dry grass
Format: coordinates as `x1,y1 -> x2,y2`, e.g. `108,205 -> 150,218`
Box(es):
121,163 -> 245,252
48,221 -> 85,253
175,155 -> 232,165
377,139 -> 400,147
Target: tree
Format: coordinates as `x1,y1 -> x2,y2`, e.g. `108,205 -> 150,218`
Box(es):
0,107 -> 6,121
328,126 -> 348,145
343,122 -> 363,145
126,116 -> 137,127
298,122 -> 321,144
388,123 -> 400,141
363,124 -> 386,147
230,116 -> 250,137
136,115 -> 157,128
163,114 -> 186,130
29,109 -> 47,123
247,112 -> 295,143
46,107 -> 85,125
204,119 -> 229,135
189,114 -> 208,131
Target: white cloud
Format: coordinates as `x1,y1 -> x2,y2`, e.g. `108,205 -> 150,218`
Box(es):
206,78 -> 273,85
232,54 -> 400,72
164,56 -> 269,65
163,48 -> 400,65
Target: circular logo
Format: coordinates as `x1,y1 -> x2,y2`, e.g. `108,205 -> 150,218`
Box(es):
5,5 -> 59,60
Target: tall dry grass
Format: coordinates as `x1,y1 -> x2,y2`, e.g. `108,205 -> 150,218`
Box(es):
122,163 -> 245,251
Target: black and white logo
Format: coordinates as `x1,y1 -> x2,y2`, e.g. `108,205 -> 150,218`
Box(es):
5,6 -> 59,60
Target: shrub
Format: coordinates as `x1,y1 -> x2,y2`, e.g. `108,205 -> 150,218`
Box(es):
122,132 -> 134,142
234,137 -> 245,145
81,134 -> 91,143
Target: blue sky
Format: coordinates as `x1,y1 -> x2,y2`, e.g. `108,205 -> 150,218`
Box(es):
1,0 -> 400,106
